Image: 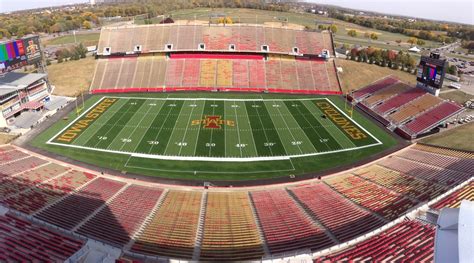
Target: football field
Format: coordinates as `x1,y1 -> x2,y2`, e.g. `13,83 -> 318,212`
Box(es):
48,96 -> 381,163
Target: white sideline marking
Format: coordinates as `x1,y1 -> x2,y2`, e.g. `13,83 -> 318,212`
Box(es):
46,97 -> 383,162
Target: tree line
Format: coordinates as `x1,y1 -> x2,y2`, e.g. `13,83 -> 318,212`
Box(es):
0,0 -> 289,39
327,10 -> 473,43
348,47 -> 418,72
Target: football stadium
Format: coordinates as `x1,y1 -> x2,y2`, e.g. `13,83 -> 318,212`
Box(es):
0,5 -> 473,263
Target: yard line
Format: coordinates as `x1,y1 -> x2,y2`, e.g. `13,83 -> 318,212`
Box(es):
268,100 -> 305,155
104,99 -> 153,150
147,100 -> 179,154
178,100 -> 198,155
127,100 -> 166,153
240,101 -> 259,157
89,99 -> 142,149
231,101 -> 243,157
191,102 -> 206,157
302,100 -> 356,149
207,100 -> 217,157
72,98 -> 128,145
117,100 -> 157,151
251,101 -> 274,156
162,100 -> 187,155
289,101 -> 341,152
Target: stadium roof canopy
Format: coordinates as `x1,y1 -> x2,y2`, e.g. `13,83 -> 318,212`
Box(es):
435,200 -> 474,263
408,46 -> 421,53
0,72 -> 46,88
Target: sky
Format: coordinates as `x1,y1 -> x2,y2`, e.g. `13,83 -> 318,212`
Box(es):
311,0 -> 473,25
0,0 -> 473,25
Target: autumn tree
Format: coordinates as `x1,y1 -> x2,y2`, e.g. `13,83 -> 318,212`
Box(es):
347,29 -> 357,37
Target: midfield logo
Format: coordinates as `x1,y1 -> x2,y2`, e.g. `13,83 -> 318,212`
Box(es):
191,115 -> 235,129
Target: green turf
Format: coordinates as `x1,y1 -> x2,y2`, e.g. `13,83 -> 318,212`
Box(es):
32,93 -> 398,181
44,33 -> 100,46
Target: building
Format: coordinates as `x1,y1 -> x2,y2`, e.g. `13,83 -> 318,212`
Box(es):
0,72 -> 50,127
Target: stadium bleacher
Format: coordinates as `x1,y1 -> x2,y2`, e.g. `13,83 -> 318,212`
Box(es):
350,76 -> 464,138
431,181 -> 473,210
0,213 -> 85,262
90,56 -> 341,94
131,190 -> 202,258
250,189 -> 334,253
200,192 -> 264,261
35,178 -> 126,230
90,23 -> 341,95
0,144 -> 472,261
77,185 -> 163,246
315,220 -> 435,262
290,183 -> 386,242
97,24 -> 333,55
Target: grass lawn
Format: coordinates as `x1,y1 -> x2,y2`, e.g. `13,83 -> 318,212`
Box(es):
0,133 -> 18,144
420,122 -> 474,151
335,59 -> 417,93
48,56 -> 96,97
31,93 -> 398,182
439,90 -> 474,106
44,33 -> 100,47
159,8 -> 441,49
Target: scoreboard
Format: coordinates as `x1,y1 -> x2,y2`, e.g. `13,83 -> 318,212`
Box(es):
416,53 -> 447,95
0,36 -> 42,74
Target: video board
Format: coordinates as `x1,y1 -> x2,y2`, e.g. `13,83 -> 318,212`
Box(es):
0,36 -> 42,74
416,54 -> 447,90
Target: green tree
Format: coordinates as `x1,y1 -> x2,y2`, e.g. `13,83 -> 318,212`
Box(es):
370,33 -> 378,40
447,65 -> 457,75
329,24 -> 338,33
417,39 -> 425,46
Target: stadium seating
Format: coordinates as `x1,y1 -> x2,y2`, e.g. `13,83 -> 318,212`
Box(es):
0,213 -> 84,262
0,149 -> 29,165
399,148 -> 474,175
432,181 -> 474,210
325,174 -> 418,220
3,170 -> 96,214
165,59 -> 185,87
199,60 -> 217,87
380,156 -> 471,186
350,76 -> 399,101
0,144 -> 471,261
316,220 -> 435,262
290,183 -> 385,242
414,144 -> 474,159
374,88 -> 427,115
232,59 -> 250,88
35,178 -> 125,230
362,82 -> 412,108
77,185 -> 163,246
216,60 -> 233,87
388,94 -> 443,124
132,190 -> 202,258
91,56 -> 341,94
354,165 -> 447,201
0,156 -> 48,178
181,59 -> 201,87
402,101 -> 464,135
200,192 -> 264,261
0,163 -> 69,200
98,25 -> 333,55
250,189 -> 334,253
